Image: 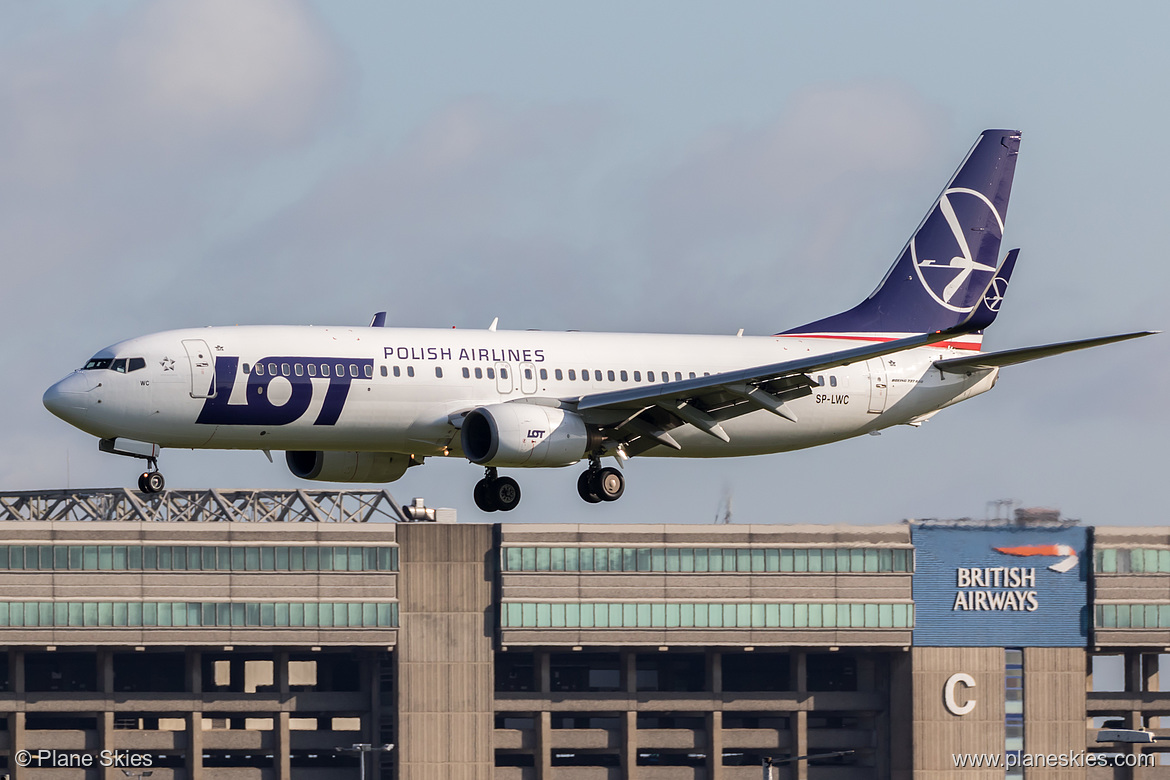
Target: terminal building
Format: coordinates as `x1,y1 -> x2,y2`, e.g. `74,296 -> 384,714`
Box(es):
0,488 -> 1166,780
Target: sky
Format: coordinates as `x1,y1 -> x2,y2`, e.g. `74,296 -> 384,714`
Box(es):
2,0 -> 1167,527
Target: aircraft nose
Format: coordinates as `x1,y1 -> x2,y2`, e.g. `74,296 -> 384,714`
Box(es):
43,372 -> 93,424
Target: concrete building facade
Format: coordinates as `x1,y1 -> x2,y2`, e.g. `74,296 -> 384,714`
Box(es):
0,490 -> 1165,779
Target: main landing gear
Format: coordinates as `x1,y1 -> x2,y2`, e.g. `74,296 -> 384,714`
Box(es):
137,457 -> 165,494
577,459 -> 624,504
473,467 -> 522,512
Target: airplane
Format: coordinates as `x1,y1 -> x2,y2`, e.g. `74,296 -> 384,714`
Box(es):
43,129 -> 1154,512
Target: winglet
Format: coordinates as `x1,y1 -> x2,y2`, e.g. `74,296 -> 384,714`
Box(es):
958,248 -> 1019,332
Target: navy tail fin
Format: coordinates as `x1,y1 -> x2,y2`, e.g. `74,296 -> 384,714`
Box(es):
783,129 -> 1021,337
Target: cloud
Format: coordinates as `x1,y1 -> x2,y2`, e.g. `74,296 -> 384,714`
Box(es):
0,0 -> 345,292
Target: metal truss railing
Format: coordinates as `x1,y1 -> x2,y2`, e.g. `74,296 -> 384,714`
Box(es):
0,488 -> 410,523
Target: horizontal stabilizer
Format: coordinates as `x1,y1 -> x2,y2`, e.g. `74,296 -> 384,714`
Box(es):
934,331 -> 1157,373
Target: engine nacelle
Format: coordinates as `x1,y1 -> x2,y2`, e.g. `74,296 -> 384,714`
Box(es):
286,451 -> 410,483
461,404 -> 597,467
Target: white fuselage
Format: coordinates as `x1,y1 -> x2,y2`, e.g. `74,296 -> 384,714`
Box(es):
45,325 -> 997,462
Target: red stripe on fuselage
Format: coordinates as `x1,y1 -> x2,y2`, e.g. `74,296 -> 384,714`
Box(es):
773,333 -> 983,351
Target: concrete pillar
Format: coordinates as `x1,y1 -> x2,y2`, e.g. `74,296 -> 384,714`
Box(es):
1142,654 -> 1160,728
622,710 -> 637,780
794,651 -> 807,693
98,710 -> 115,780
187,711 -> 204,780
186,649 -> 202,693
275,651 -> 289,694
793,710 -> 809,780
11,711 -> 26,780
536,710 -> 552,780
708,650 -> 722,693
11,649 -> 24,694
98,649 -> 114,693
623,650 -> 637,693
537,650 -> 550,693
276,711 -> 291,780
706,710 -> 723,780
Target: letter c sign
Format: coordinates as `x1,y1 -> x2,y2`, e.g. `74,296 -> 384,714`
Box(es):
944,672 -> 977,716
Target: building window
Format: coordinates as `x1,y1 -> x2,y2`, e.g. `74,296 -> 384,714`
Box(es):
1005,648 -> 1024,778
500,601 -> 913,629
500,546 -> 912,574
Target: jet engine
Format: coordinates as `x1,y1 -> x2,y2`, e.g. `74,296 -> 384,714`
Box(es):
461,403 -> 600,467
286,451 -> 410,483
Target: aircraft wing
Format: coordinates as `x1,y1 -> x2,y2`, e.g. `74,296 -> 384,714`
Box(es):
567,329 -> 966,454
933,331 -> 1157,373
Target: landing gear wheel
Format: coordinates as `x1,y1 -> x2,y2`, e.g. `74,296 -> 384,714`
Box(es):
593,467 -> 625,502
139,471 -> 165,494
490,476 -> 522,512
577,470 -> 602,503
473,478 -> 498,512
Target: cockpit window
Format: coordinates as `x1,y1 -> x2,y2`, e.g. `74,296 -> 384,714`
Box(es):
83,356 -> 147,372
111,358 -> 128,373
128,357 -> 146,372
83,358 -> 113,370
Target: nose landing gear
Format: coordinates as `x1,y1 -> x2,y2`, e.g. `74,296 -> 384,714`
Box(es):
137,457 -> 165,494
473,467 -> 522,512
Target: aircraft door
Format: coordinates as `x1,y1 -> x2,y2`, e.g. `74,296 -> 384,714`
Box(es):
495,362 -> 513,394
519,362 -> 537,394
182,339 -> 216,399
866,358 -> 888,414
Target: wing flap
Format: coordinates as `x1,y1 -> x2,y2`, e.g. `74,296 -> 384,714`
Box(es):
933,331 -> 1157,373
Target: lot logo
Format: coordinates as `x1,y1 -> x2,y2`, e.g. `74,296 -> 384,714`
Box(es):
911,187 -> 1003,312
196,356 -> 373,426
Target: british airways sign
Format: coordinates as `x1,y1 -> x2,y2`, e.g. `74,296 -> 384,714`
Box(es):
911,524 -> 1088,647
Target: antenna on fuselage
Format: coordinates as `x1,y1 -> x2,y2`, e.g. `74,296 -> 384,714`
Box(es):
370,312 -> 387,328
488,317 -> 498,332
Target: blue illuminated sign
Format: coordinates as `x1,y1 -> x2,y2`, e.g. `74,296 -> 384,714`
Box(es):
911,524 -> 1088,647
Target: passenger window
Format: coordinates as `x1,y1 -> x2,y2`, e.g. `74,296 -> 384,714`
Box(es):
111,358 -> 127,373
294,364 -> 304,377
689,372 -> 696,379
307,364 -> 316,377
634,371 -> 641,382
620,370 -> 628,382
268,363 -> 278,375
435,367 -> 443,378
525,368 -> 533,380
607,370 -> 615,381
594,370 -> 602,381
582,369 -> 589,380
335,363 -> 344,377
407,366 -> 415,377
243,363 -> 251,375
393,366 -> 401,377
282,363 -> 290,377
462,367 -> 470,378
817,376 -> 824,386
128,357 -> 146,372
568,369 -> 576,380
475,368 -> 483,379
501,368 -> 508,379
675,372 -> 682,381
487,368 -> 495,379
349,364 -> 358,378
830,376 -> 837,387
321,364 -> 330,378
647,371 -> 654,382
364,365 -> 373,378
554,369 -> 562,380
539,369 -> 547,380
379,366 -> 386,377
254,363 -> 264,376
